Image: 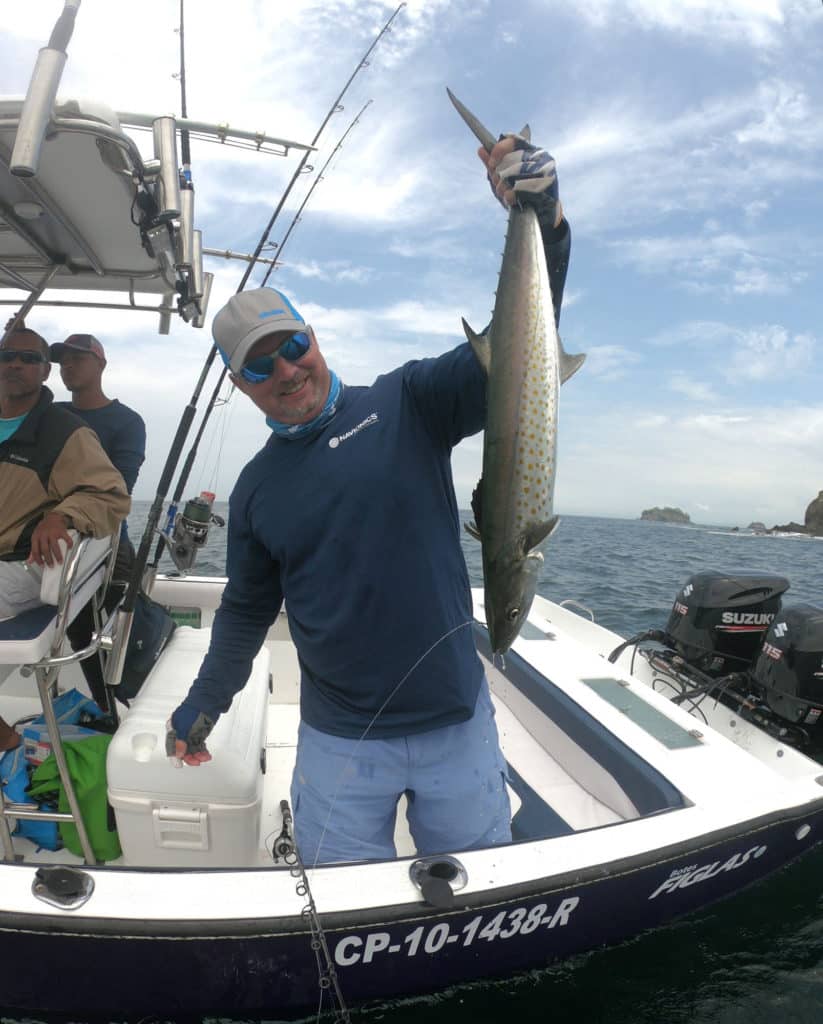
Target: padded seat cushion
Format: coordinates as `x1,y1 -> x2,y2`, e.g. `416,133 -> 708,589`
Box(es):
0,535 -> 113,666
0,605 -> 56,643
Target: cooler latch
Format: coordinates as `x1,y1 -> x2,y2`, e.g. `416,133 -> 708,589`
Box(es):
152,805 -> 209,850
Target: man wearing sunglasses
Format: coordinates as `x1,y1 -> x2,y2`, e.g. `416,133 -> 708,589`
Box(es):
169,132 -> 570,864
0,328 -> 130,748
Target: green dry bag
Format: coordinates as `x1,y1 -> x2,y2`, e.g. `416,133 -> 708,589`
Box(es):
28,734 -> 121,862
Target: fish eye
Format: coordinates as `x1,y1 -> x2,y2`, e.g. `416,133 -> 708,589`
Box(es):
507,607 -> 520,621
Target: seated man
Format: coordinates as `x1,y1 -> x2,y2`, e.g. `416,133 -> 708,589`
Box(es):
51,333 -> 147,709
0,327 -> 130,749
52,332 -> 146,569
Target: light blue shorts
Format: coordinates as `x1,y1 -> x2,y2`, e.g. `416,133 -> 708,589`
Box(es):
290,677 -> 512,866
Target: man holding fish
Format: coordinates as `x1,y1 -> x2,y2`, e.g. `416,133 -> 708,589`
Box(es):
168,96 -> 580,865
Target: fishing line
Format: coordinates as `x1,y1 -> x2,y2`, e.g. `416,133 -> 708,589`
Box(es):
193,382 -> 236,496
310,619 -> 474,868
203,390 -> 236,495
260,100 -> 373,286
239,3 -> 405,292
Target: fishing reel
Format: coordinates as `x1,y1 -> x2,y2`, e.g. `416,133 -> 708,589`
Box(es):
159,491 -> 225,574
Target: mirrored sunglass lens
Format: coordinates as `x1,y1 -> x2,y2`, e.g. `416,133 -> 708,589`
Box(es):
240,331 -> 311,381
278,331 -> 311,361
242,355 -> 276,379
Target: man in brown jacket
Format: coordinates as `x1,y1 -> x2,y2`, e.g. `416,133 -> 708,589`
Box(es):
0,327 -> 130,748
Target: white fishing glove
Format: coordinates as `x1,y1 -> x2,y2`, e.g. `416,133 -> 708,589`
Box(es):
492,134 -> 560,231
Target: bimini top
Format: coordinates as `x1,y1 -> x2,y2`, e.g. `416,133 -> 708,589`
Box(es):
0,94 -> 313,333
0,98 -> 175,291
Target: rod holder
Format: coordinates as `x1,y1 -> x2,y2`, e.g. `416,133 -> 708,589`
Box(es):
190,229 -> 204,300
177,187 -> 195,269
158,289 -> 176,335
10,48 -> 68,177
152,116 -> 181,220
193,272 -> 213,328
104,608 -> 134,691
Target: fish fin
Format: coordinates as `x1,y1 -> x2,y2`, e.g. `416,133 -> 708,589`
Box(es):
464,521 -> 482,542
525,515 -> 560,552
462,318 -> 491,375
559,338 -> 586,384
519,123 -> 531,142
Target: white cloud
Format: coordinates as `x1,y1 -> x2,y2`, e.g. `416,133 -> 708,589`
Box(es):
274,260 -> 376,285
583,345 -> 642,379
669,374 -> 719,402
646,320 -> 817,385
635,414 -> 669,429
649,320 -> 738,348
607,229 -> 810,298
725,326 -> 815,381
734,80 -> 816,147
558,399 -> 823,524
566,0 -> 790,48
555,74 -> 823,251
743,200 -> 770,221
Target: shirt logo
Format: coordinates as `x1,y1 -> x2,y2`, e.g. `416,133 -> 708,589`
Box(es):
329,413 -> 379,449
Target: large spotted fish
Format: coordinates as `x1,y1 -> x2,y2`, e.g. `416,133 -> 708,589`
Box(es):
448,89 -> 585,653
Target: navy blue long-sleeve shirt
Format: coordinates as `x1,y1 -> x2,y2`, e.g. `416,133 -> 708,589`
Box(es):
57,399 -> 146,543
181,221 -> 571,739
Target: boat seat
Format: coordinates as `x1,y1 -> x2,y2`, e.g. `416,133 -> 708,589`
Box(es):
0,533 -> 113,667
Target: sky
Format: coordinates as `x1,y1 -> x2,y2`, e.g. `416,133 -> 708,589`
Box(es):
2,0 -> 823,527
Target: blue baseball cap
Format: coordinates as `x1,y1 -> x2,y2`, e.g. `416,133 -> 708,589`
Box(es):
212,287 -> 306,372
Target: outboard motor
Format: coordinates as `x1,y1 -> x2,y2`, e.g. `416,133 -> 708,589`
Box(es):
751,604 -> 823,728
664,571 -> 789,677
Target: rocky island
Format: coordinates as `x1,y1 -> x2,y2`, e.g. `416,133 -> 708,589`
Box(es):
640,506 -> 691,524
743,491 -> 823,536
804,491 -> 823,535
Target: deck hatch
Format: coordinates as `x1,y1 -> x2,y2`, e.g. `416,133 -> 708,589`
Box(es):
582,678 -> 703,749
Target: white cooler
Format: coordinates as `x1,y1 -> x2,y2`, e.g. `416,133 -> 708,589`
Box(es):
107,626 -> 271,867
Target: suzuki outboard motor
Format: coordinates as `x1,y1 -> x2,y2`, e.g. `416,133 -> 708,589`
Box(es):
665,571 -> 789,676
751,604 -> 823,728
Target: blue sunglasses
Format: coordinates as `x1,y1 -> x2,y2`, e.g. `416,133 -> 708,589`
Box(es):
239,330 -> 311,383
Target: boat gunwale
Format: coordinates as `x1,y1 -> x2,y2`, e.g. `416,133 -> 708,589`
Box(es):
1,795 -> 821,936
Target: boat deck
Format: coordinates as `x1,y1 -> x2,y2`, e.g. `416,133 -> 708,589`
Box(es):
0,626 -> 625,869
3,581 -> 822,873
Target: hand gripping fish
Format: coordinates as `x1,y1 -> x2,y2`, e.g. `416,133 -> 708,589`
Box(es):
448,89 -> 585,654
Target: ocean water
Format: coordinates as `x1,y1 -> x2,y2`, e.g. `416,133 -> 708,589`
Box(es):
38,508 -> 823,1022
131,502 -> 823,639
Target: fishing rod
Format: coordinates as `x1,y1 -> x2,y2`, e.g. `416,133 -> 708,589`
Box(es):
238,2 -> 405,291
150,101 -> 373,572
176,0 -> 191,175
148,7 -> 405,573
112,0 -> 208,661
261,99 -> 372,286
